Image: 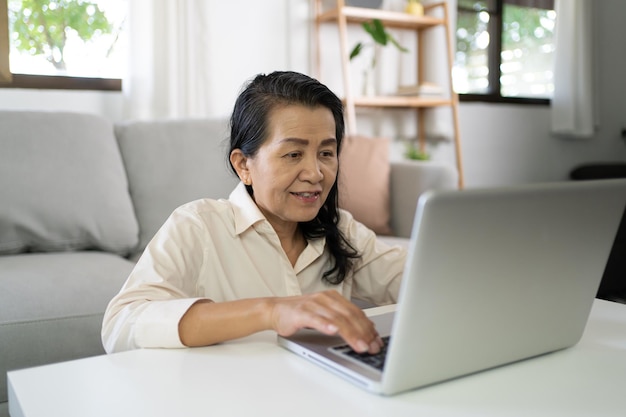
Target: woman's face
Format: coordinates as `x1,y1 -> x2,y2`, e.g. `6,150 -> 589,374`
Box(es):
235,104 -> 338,231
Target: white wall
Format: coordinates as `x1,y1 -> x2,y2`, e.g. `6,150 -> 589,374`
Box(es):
203,0 -> 304,118
0,88 -> 125,121
1,0 -> 624,187
459,103 -> 624,187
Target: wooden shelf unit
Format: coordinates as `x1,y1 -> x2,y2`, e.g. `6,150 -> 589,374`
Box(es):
313,0 -> 464,188
317,6 -> 445,29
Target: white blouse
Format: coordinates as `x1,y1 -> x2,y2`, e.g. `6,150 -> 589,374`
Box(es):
102,182 -> 406,353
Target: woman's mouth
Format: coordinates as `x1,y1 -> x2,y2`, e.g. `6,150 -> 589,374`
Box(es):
291,191 -> 321,202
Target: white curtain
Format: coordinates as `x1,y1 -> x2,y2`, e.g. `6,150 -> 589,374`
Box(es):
551,0 -> 595,138
123,0 -> 211,120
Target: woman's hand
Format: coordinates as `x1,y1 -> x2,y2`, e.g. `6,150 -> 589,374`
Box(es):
268,290 -> 384,354
179,291 -> 383,353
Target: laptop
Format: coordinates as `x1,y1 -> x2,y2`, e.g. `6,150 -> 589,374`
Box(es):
278,179 -> 626,395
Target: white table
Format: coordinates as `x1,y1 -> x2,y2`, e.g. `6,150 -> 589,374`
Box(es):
8,300 -> 626,417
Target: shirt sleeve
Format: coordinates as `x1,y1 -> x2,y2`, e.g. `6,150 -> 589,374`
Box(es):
339,210 -> 407,306
101,205 -> 210,353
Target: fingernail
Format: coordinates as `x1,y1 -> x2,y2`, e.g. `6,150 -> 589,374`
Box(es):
327,324 -> 338,333
369,341 -> 380,353
356,340 -> 369,352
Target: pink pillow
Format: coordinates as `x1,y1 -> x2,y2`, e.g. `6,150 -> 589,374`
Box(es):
338,135 -> 393,235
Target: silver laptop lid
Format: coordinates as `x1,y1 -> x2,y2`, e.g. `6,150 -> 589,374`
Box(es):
382,179 -> 626,394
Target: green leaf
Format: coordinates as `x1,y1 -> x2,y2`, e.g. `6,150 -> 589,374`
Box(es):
363,19 -> 388,46
350,18 -> 408,65
349,42 -> 364,60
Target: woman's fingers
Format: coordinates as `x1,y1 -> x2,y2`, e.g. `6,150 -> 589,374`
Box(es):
270,291 -> 383,354
311,292 -> 381,353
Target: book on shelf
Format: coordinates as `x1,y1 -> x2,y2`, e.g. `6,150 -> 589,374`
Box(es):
396,82 -> 443,97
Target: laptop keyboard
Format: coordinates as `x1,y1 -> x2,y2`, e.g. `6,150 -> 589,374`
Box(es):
330,336 -> 390,371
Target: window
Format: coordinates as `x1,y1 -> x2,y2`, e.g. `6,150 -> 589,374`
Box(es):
454,0 -> 556,104
1,0 -> 126,91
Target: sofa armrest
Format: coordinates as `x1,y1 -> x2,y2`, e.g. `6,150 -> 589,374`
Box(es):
389,160 -> 458,238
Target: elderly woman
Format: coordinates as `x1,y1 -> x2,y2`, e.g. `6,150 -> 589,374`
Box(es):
102,71 -> 406,355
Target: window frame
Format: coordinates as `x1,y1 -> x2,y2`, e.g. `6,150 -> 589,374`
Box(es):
0,0 -> 122,91
0,0 -> 10,84
456,0 -> 554,106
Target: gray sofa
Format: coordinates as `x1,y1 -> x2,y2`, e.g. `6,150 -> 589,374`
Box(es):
0,110 -> 457,416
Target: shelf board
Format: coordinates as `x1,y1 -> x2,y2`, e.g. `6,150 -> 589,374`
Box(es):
349,96 -> 453,108
318,7 -> 444,30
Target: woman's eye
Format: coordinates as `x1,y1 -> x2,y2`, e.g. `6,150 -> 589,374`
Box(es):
286,152 -> 301,159
320,150 -> 335,158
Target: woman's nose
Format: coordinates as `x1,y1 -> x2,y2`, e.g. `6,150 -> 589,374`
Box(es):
301,156 -> 324,182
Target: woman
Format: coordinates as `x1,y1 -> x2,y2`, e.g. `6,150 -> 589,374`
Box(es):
102,71 -> 406,355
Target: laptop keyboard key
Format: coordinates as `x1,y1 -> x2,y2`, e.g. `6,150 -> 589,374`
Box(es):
330,336 -> 390,371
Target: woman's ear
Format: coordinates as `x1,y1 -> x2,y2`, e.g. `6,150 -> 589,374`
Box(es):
230,149 -> 251,185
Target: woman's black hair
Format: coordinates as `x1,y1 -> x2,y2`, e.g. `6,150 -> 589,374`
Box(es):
228,71 -> 360,285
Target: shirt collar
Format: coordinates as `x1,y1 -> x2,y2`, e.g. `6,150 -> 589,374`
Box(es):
229,182 -> 266,235
228,182 -> 327,254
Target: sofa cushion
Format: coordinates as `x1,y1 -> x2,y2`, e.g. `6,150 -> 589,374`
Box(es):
115,118 -> 239,254
339,135 -> 393,235
0,111 -> 139,255
0,251 -> 135,405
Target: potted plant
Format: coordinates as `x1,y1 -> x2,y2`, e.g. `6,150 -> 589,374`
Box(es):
349,19 -> 407,95
404,141 -> 430,161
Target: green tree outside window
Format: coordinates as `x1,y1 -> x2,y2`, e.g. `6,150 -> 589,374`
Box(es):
9,0 -> 114,71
